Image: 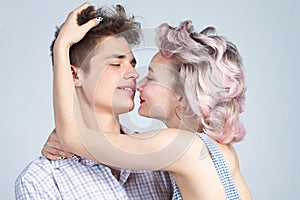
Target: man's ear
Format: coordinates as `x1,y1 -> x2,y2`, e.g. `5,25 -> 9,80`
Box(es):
71,65 -> 82,87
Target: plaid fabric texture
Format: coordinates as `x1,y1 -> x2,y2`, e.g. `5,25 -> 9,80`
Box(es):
15,157 -> 173,200
15,126 -> 173,200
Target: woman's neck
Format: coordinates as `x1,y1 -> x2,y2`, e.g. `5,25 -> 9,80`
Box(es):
165,113 -> 202,133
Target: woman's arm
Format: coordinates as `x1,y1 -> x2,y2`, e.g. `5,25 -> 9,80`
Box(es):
41,129 -> 74,160
52,3 -> 99,159
72,91 -> 198,170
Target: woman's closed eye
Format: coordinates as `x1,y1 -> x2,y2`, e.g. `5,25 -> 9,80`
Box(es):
146,76 -> 154,81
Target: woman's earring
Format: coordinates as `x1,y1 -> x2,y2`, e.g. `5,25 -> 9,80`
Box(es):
175,105 -> 182,121
175,105 -> 195,132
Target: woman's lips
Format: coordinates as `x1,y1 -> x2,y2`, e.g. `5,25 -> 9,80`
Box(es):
139,96 -> 145,104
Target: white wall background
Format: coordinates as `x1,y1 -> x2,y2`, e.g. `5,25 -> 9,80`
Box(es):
1,0 -> 299,199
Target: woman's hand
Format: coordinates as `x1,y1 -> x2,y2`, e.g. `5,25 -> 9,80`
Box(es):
41,129 -> 73,160
54,2 -> 100,49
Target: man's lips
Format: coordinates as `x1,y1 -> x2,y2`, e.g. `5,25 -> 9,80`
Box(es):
117,85 -> 136,91
117,85 -> 136,96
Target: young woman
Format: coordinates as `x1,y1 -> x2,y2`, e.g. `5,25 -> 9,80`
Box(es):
46,3 -> 252,199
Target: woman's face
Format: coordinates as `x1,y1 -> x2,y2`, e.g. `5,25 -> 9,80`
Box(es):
137,52 -> 180,122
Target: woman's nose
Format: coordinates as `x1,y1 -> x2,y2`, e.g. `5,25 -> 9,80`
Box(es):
136,78 -> 145,91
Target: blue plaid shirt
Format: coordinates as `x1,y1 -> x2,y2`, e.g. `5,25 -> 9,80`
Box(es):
15,127 -> 173,200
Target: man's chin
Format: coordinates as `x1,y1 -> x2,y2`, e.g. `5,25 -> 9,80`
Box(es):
128,103 -> 135,112
112,103 -> 135,115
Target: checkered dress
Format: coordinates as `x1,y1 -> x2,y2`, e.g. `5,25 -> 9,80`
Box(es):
172,132 -> 241,200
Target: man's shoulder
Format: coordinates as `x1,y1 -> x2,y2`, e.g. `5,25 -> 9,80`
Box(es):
16,156 -> 91,189
15,156 -> 68,199
16,156 -> 54,182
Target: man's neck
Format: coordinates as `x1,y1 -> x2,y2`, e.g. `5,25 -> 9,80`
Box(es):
77,95 -> 121,134
95,111 -> 121,134
80,101 -> 122,179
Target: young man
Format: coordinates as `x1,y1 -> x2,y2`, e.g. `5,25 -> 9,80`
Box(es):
15,3 -> 173,199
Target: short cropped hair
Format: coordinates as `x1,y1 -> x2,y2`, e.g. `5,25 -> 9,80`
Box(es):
156,21 -> 246,144
50,5 -> 141,72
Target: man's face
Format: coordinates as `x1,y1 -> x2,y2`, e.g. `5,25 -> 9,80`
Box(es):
80,36 -> 139,116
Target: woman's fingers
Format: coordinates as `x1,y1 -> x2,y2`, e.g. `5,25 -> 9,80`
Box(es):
43,152 -> 60,161
73,2 -> 92,14
49,129 -> 60,143
79,17 -> 100,35
56,2 -> 100,47
66,2 -> 92,23
41,129 -> 74,160
42,144 -> 73,160
47,130 -> 63,150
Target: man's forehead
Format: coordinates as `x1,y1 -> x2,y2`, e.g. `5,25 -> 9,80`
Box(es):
91,37 -> 133,59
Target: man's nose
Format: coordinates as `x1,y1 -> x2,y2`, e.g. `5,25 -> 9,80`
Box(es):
125,68 -> 140,80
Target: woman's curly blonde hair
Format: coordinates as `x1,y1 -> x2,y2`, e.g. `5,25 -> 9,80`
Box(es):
156,21 -> 246,144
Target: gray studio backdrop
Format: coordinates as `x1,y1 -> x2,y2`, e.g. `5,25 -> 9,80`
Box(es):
1,0 -> 299,199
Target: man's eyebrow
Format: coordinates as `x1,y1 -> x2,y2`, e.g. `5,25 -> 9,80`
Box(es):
106,54 -> 137,67
106,54 -> 126,59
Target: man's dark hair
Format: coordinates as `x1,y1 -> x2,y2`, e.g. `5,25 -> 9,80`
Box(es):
50,5 -> 141,72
